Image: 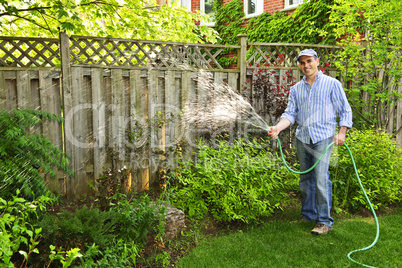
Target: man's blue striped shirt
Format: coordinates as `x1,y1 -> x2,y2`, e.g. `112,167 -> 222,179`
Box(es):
281,71 -> 353,144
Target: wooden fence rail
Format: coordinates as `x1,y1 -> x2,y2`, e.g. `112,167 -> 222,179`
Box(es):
0,33 -> 401,199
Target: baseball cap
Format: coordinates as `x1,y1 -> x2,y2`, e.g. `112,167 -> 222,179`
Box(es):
297,49 -> 318,62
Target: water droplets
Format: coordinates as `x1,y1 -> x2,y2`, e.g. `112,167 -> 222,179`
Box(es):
182,70 -> 269,132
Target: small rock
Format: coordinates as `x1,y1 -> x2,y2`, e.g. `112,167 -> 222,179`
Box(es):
151,202 -> 186,240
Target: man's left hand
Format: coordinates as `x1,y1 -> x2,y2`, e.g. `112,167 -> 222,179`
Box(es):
333,133 -> 346,146
334,126 -> 348,146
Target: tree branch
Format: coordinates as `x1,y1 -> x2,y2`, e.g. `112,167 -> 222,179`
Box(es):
0,6 -> 52,17
9,14 -> 54,34
39,11 -> 56,38
351,106 -> 374,126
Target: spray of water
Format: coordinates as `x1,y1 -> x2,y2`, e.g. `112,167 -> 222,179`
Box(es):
182,70 -> 270,132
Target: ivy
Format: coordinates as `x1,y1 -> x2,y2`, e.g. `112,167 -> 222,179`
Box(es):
214,0 -> 245,45
213,0 -> 245,67
213,0 -> 337,46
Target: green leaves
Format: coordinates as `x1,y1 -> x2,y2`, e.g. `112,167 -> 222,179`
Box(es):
244,0 -> 336,44
331,129 -> 402,211
0,0 -> 218,43
0,193 -> 53,267
170,138 -> 299,223
0,108 -> 73,200
329,0 -> 402,130
212,0 -> 337,68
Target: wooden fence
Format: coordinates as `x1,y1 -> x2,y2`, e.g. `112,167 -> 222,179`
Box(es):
0,33 -> 401,199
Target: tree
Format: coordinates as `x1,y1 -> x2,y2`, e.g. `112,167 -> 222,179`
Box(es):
0,0 -> 218,43
328,0 -> 402,132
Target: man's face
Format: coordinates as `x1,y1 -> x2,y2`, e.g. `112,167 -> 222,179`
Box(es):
298,56 -> 320,77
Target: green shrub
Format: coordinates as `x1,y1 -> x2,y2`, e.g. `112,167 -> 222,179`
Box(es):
110,193 -> 166,244
47,246 -> 83,268
0,193 -> 84,267
37,205 -> 116,250
78,240 -> 140,267
170,138 -> 299,223
35,193 -> 166,266
0,108 -> 73,200
0,192 -> 54,267
331,129 -> 402,211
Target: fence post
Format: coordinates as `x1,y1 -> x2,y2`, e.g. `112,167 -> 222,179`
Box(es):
237,34 -> 248,92
397,78 -> 402,147
0,71 -> 5,110
59,31 -> 74,198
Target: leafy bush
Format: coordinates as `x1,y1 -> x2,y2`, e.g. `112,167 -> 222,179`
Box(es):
78,240 -> 140,267
47,246 -> 83,268
245,61 -> 295,124
1,191 -> 167,267
0,192 -> 54,267
331,129 -> 402,211
109,193 -> 166,244
37,205 -> 116,250
35,193 -> 166,266
170,138 -> 299,223
0,108 -> 73,200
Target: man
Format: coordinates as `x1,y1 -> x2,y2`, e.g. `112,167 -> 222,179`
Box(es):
268,49 -> 353,235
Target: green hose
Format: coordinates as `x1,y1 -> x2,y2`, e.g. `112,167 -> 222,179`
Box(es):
276,137 -> 380,268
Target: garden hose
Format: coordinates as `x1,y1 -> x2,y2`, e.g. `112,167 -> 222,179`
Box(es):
275,137 -> 380,268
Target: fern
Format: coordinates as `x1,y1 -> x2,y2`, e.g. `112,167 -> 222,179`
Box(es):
0,108 -> 73,200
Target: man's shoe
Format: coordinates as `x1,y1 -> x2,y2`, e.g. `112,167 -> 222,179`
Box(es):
311,224 -> 333,235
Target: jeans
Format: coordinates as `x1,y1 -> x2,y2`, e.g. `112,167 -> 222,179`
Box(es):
296,136 -> 334,227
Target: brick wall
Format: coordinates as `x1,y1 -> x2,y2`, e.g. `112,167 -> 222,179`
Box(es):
264,0 -> 285,14
191,0 -> 200,12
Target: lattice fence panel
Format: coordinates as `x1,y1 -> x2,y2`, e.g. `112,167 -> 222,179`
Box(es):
247,43 -> 340,70
69,36 -> 236,69
0,37 -> 59,67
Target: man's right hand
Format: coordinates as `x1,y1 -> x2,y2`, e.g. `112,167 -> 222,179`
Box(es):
268,126 -> 280,140
268,118 -> 292,140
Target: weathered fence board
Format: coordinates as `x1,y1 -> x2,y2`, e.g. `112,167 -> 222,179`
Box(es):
166,70 -> 176,165
0,71 -> 6,110
111,68 -> 125,161
148,69 -> 160,187
39,70 -> 64,194
39,70 -> 62,146
181,71 -> 193,160
67,66 -> 94,196
91,67 -> 106,191
129,69 -> 147,191
17,71 -> 30,108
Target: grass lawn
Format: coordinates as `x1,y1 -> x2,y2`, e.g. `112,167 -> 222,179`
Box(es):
176,207 -> 401,268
